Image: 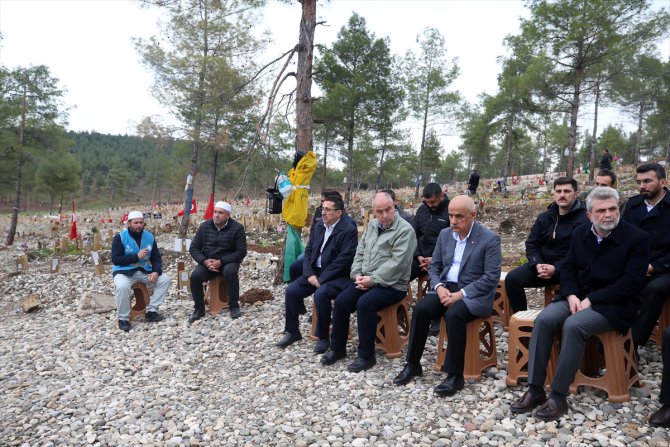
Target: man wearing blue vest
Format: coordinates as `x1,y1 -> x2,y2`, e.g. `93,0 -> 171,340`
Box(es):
112,210 -> 170,331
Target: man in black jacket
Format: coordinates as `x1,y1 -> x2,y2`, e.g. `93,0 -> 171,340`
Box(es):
410,183 -> 450,334
188,201 -> 247,322
623,163 -> 670,350
276,196 -> 358,353
467,170 -> 480,196
511,187 -> 649,421
505,177 -> 588,313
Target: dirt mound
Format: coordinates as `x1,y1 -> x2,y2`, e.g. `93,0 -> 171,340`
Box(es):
240,288 -> 274,304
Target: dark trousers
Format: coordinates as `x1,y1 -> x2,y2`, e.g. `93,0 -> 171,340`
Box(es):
632,273 -> 670,348
505,263 -> 559,313
330,283 -> 407,359
190,263 -> 241,310
288,255 -> 304,283
284,275 -> 352,337
405,287 -> 476,376
661,326 -> 670,403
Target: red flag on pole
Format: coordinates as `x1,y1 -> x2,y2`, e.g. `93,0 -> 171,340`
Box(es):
69,201 -> 77,240
204,193 -> 215,219
177,199 -> 198,216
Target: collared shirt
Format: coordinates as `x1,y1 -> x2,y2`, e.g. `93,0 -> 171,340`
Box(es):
446,224 -> 474,283
645,190 -> 667,212
590,224 -> 610,244
214,218 -> 229,231
317,218 -> 340,268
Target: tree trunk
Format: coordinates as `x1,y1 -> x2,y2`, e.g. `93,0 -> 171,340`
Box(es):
566,68 -> 583,179
345,117 -> 355,208
502,114 -> 514,185
376,135 -> 388,190
414,100 -> 429,199
321,133 -> 328,192
5,154 -> 24,246
295,0 -> 315,156
589,82 -> 600,182
635,100 -> 644,165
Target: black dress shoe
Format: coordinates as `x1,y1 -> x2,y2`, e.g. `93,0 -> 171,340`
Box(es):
428,319 -> 441,336
320,349 -> 347,365
230,307 -> 241,319
188,309 -> 206,323
534,395 -> 569,421
118,320 -> 131,332
314,338 -> 329,354
393,363 -> 423,386
276,332 -> 302,348
649,404 -> 670,427
511,389 -> 547,414
434,375 -> 465,397
347,356 -> 376,372
145,311 -> 164,322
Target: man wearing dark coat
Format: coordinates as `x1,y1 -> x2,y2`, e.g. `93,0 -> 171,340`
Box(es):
511,186 -> 649,422
622,163 -> 670,350
276,195 -> 358,353
188,201 -> 247,322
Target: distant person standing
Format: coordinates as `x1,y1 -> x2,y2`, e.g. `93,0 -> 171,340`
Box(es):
599,149 -> 613,170
467,170 -> 480,196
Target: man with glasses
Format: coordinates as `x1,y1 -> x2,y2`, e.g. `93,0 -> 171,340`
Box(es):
188,201 -> 247,322
276,195 -> 358,353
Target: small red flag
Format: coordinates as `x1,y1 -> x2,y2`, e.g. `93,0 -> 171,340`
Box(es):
177,199 -> 198,216
69,201 -> 77,240
204,194 -> 215,219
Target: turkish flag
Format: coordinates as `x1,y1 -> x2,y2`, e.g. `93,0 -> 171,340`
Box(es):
203,194 -> 215,219
178,199 -> 197,216
69,201 -> 77,240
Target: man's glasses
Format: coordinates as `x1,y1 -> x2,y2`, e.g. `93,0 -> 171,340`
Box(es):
321,207 -> 341,212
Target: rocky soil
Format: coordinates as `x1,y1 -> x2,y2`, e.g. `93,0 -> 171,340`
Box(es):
0,198 -> 668,447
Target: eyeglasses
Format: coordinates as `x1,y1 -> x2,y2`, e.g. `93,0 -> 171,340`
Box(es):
321,207 -> 341,213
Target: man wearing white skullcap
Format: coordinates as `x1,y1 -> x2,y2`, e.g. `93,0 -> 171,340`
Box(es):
189,200 -> 247,321
112,210 -> 170,331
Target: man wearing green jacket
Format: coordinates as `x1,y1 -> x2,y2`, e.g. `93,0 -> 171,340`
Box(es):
321,192 -> 417,372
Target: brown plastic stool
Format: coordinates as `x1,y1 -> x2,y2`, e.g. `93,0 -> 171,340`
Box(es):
493,272 -> 511,329
416,273 -> 430,302
650,296 -> 670,347
434,316 -> 497,380
130,283 -> 150,321
568,329 -> 639,403
204,276 -> 229,315
375,296 -> 411,359
505,309 -> 558,388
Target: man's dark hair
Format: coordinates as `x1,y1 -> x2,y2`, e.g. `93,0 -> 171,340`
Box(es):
323,195 -> 344,211
422,182 -> 443,198
321,189 -> 342,199
636,162 -> 666,180
381,189 -> 396,201
553,177 -> 578,191
596,169 -> 617,187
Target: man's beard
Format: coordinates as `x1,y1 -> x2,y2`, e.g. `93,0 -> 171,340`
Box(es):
596,217 -> 619,233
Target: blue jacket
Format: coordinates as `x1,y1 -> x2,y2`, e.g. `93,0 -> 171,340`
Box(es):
303,218 -> 358,284
558,220 -> 650,333
429,222 -> 502,317
111,229 -> 162,276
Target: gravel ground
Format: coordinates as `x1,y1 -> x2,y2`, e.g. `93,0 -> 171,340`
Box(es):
1,221 -> 669,446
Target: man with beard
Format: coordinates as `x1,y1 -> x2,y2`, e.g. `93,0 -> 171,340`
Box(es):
112,211 -> 171,331
505,178 -> 588,313
622,163 -> 670,351
188,201 -> 247,322
511,187 -> 649,421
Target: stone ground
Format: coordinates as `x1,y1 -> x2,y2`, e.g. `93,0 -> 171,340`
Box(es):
1,203 -> 669,446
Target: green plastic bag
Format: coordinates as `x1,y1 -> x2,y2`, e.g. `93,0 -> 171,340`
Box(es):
283,224 -> 304,282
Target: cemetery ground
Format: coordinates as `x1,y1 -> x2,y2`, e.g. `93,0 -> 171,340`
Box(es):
1,182 -> 669,446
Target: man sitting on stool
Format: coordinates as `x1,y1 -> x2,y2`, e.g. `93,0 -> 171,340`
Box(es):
393,195 -> 501,396
511,187 -> 649,421
112,210 -> 170,331
276,195 -> 358,353
188,201 -> 247,322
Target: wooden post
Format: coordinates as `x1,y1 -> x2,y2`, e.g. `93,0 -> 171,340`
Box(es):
93,233 -> 101,251
49,258 -> 60,274
84,237 -> 92,255
15,255 -> 29,271
177,261 -> 190,300
91,251 -> 105,275
61,235 -> 70,253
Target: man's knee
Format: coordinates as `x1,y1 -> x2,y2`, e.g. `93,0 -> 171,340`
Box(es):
223,263 -> 239,280
114,275 -> 132,293
157,274 -> 170,287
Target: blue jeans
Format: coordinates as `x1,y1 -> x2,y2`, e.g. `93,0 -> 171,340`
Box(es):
113,271 -> 170,320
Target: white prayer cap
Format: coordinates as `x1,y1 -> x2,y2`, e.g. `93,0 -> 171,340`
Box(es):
128,211 -> 144,220
214,201 -> 232,213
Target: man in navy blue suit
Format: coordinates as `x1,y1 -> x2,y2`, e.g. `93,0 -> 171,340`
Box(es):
276,195 -> 358,353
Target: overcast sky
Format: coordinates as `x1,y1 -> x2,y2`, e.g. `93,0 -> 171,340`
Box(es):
1,0 -> 668,152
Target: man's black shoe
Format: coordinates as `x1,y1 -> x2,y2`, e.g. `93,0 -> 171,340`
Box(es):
276,332 -> 302,348
313,338 -> 329,354
347,356 -> 376,372
230,307 -> 241,319
188,309 -> 206,323
393,363 -> 423,386
118,320 -> 131,332
320,349 -> 347,365
511,389 -> 547,413
650,404 -> 670,427
428,318 -> 441,336
434,374 -> 464,397
145,311 -> 164,323
534,395 -> 569,421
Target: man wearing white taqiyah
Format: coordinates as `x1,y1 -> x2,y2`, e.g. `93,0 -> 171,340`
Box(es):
111,211 -> 170,331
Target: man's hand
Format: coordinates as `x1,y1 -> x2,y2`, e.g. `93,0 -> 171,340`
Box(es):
308,275 -> 320,288
418,256 -> 432,270
567,294 -> 581,314
647,264 -> 655,277
137,248 -> 149,259
536,263 -> 556,279
148,272 -> 158,283
354,275 -> 373,291
204,259 -> 221,271
581,297 -> 592,310
437,285 -> 462,307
